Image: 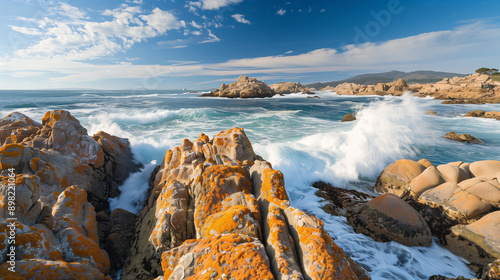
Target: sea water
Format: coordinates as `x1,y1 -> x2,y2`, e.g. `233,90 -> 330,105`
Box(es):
2,89 -> 500,279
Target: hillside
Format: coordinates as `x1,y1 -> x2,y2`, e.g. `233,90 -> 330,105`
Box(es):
307,70 -> 467,89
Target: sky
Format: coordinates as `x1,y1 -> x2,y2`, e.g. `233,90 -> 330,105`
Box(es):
1,0 -> 500,90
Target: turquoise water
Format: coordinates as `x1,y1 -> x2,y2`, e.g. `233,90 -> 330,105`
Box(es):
2,90 -> 499,279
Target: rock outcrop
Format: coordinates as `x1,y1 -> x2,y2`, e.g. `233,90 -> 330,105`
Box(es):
411,74 -> 500,104
328,78 -> 410,96
0,110 -> 141,278
205,76 -> 275,98
464,110 -> 500,121
444,131 -> 483,144
121,127 -> 370,280
322,73 -> 500,103
269,82 -> 313,95
375,159 -> 500,275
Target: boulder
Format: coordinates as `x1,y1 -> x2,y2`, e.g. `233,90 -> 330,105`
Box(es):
444,131 -> 483,144
446,211 -> 500,266
0,112 -> 41,146
341,112 -> 357,122
208,75 -> 275,98
347,194 -> 432,247
425,111 -> 438,116
269,82 -> 313,95
374,159 -> 427,196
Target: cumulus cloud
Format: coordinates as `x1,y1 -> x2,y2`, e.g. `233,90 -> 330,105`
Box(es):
276,9 -> 286,16
3,22 -> 500,85
10,3 -> 184,61
231,14 -> 250,24
8,26 -> 42,35
189,0 -> 243,11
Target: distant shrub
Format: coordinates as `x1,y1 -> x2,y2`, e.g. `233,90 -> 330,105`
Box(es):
476,67 -> 499,75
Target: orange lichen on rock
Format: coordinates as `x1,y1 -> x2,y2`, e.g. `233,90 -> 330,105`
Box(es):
0,259 -> 107,280
52,185 -> 110,274
265,203 -> 303,279
200,204 -> 259,238
150,180 -> 190,251
285,206 -> 362,280
0,143 -> 25,169
161,234 -> 274,280
212,127 -> 256,163
0,221 -> 62,262
193,165 -> 257,237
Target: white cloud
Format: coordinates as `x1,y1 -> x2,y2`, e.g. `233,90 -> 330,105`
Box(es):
231,14 -> 250,24
189,0 -> 243,10
190,21 -> 202,28
126,0 -> 144,4
57,3 -> 88,20
3,22 -> 500,87
9,26 -> 42,35
200,29 -> 220,43
320,9 -> 326,13
192,30 -> 202,35
277,9 -> 286,16
11,3 -> 184,61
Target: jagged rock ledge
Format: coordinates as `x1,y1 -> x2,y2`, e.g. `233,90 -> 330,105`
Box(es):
122,127 -> 370,279
324,74 -> 500,104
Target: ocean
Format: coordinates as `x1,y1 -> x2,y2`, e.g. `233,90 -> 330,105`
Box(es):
2,89 -> 500,279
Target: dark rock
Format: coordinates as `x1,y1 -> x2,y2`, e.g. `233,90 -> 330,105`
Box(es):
106,208 -> 138,273
313,181 -> 373,216
444,131 -> 483,144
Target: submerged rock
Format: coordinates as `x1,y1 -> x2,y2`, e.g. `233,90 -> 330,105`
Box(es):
444,131 -> 483,144
464,110 -> 500,120
341,112 -> 357,122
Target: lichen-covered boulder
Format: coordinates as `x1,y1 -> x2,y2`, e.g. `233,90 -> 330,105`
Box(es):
347,194 -> 432,247
161,234 -> 274,280
23,110 -> 105,167
0,112 -> 42,146
52,185 -> 110,274
0,259 -> 108,280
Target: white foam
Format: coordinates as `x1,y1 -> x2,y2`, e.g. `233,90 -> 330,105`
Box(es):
271,92 -> 311,98
108,161 -> 158,214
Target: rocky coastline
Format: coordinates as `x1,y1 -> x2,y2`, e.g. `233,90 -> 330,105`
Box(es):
201,73 -> 500,103
1,109 -> 499,280
325,73 -> 500,104
0,111 -> 370,279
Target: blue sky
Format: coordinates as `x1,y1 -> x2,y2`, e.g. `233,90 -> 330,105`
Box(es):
1,0 -> 500,90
